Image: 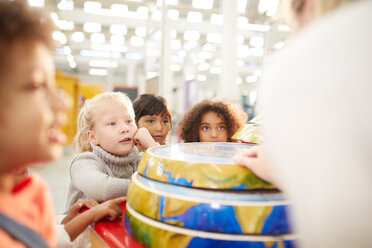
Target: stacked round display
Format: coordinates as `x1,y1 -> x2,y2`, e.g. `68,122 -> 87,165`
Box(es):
125,143 -> 296,248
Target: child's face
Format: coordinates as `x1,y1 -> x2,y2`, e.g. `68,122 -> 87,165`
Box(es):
137,114 -> 170,145
88,100 -> 137,156
198,111 -> 228,142
0,41 -> 67,170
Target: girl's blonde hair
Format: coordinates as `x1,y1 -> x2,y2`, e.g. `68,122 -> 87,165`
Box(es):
74,92 -> 134,153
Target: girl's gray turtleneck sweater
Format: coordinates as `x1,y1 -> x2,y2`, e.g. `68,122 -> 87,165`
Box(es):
65,144 -> 141,211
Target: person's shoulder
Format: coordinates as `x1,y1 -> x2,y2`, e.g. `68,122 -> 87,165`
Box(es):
71,151 -> 99,163
70,152 -> 103,170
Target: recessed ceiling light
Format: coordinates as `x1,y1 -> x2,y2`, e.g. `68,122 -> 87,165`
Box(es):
192,0 -> 213,10
71,32 -> 85,43
84,22 -> 101,33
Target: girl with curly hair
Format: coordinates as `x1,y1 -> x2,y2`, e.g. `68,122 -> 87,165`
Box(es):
178,99 -> 247,143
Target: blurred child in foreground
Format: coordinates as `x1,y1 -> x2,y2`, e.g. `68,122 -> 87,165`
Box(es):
0,1 -> 124,247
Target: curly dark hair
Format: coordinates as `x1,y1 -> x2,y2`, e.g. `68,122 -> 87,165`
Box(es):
133,94 -> 171,125
0,0 -> 55,74
179,99 -> 248,142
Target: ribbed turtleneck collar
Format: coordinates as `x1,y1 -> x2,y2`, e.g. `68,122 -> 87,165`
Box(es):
91,144 -> 139,168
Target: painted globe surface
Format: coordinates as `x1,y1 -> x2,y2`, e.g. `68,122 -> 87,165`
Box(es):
126,143 -> 296,248
127,172 -> 290,235
137,142 -> 275,190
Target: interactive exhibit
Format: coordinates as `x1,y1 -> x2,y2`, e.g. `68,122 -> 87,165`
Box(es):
124,126 -> 296,248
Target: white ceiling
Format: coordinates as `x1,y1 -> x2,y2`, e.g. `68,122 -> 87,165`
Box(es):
35,0 -> 290,88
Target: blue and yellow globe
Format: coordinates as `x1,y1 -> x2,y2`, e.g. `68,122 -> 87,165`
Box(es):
125,143 -> 296,248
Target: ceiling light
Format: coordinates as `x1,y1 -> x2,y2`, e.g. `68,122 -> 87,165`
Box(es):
170,64 -> 181,72
125,52 -> 143,60
236,35 -> 244,45
184,31 -> 200,41
237,45 -> 251,58
89,60 -> 109,67
80,49 -> 121,59
210,67 -> 221,74
131,36 -> 144,47
147,72 -> 159,79
210,14 -> 223,25
236,77 -> 243,84
237,16 -> 248,27
137,6 -> 148,18
192,0 -> 213,9
178,50 -> 187,57
84,1 -> 101,13
57,0 -> 73,10
146,49 -> 160,57
152,10 -> 161,21
185,74 -> 195,81
274,41 -> 285,49
66,55 -> 74,63
251,47 -> 264,57
255,70 -> 263,77
246,75 -> 257,83
110,35 -> 125,45
110,24 -> 127,35
91,44 -> 128,53
250,36 -> 264,47
57,20 -> 74,31
187,11 -> 203,23
214,58 -> 222,66
89,60 -> 118,68
166,0 -> 178,5
69,61 -> 77,69
206,33 -> 222,43
71,32 -> 85,43
198,51 -> 212,59
52,31 -> 67,44
170,40 -> 182,50
197,74 -> 207,81
135,26 -> 147,37
167,9 -> 179,21
110,4 -> 128,15
50,12 -> 59,25
171,56 -> 184,63
170,30 -> 177,39
202,43 -> 216,52
183,41 -> 198,51
237,0 -> 248,13
63,45 -> 71,55
89,68 -> 107,76
28,0 -> 44,7
198,63 -> 210,72
84,22 -> 101,33
243,23 -> 270,32
236,60 -> 245,67
90,33 -> 105,44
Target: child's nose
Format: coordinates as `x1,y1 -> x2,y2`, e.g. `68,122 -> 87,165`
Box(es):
154,121 -> 162,131
121,122 -> 129,133
211,128 -> 218,137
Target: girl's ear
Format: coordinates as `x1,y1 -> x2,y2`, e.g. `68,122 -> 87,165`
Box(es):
87,130 -> 99,145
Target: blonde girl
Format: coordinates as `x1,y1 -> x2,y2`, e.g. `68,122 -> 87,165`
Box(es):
66,92 -> 157,210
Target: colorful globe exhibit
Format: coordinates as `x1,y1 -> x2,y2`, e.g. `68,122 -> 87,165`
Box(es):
125,143 -> 296,248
